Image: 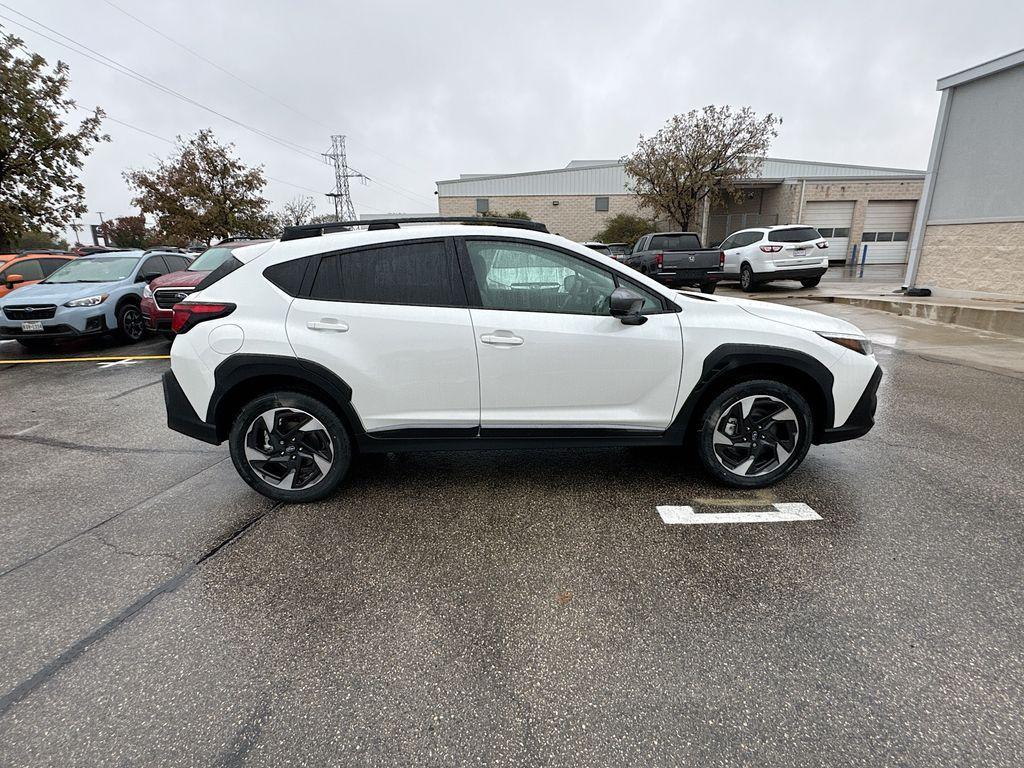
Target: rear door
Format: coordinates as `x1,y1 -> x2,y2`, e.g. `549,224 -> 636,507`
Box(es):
284,238 -> 480,434
461,238 -> 683,432
722,232 -> 755,273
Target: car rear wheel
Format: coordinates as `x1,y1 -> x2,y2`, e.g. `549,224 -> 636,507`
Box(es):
739,264 -> 757,292
229,391 -> 351,503
696,379 -> 813,488
699,281 -> 717,295
116,303 -> 146,344
800,277 -> 822,288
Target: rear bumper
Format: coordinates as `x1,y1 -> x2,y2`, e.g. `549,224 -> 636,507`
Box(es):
652,269 -> 721,287
756,267 -> 828,282
162,370 -> 220,444
818,365 -> 882,444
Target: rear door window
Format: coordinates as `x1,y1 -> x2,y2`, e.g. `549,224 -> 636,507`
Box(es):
310,239 -> 465,306
768,227 -> 821,243
140,256 -> 170,277
650,234 -> 701,251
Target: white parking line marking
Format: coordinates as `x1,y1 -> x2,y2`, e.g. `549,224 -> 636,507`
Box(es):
657,502 -> 822,525
96,358 -> 141,369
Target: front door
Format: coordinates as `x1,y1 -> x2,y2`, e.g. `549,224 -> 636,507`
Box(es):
285,238 -> 480,434
462,238 -> 683,432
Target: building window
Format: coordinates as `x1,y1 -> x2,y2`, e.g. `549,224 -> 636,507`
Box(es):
595,196 -> 609,212
832,227 -> 850,238
861,232 -> 877,242
893,231 -> 909,242
875,232 -> 894,242
475,198 -> 489,214
817,228 -> 834,238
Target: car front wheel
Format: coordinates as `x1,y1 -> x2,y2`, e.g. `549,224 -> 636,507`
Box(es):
696,379 -> 813,488
116,303 -> 146,344
229,391 -> 352,503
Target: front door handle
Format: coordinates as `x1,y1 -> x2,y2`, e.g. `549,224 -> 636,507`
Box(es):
480,332 -> 524,347
307,319 -> 349,332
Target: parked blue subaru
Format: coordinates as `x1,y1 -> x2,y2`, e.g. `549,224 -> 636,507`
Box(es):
0,250 -> 193,350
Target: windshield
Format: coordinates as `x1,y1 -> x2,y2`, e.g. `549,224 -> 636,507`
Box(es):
44,256 -> 139,283
188,246 -> 236,272
768,227 -> 822,243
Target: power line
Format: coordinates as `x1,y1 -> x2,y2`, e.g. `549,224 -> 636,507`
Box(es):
0,7 -> 434,209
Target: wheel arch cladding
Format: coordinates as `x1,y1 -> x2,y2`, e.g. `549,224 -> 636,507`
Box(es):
677,344 -> 835,444
209,355 -> 364,443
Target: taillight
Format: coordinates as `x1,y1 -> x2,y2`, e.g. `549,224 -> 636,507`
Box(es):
170,302 -> 236,334
719,250 -> 726,268
760,245 -> 783,253
655,252 -> 664,268
815,241 -> 829,249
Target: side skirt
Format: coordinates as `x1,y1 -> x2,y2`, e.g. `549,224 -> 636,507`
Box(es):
355,428 -> 684,454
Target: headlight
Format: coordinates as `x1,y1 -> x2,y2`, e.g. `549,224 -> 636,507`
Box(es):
142,284 -> 153,299
818,332 -> 872,356
64,294 -> 108,308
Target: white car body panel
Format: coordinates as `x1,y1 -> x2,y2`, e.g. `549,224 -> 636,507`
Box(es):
470,309 -> 683,430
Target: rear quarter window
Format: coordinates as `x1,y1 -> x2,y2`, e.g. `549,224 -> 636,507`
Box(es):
768,227 -> 821,243
263,257 -> 312,296
195,256 -> 243,291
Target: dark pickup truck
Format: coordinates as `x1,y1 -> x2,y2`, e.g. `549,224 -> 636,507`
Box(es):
623,232 -> 722,293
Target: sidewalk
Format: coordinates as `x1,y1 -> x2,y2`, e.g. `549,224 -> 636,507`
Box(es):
719,271 -> 1024,338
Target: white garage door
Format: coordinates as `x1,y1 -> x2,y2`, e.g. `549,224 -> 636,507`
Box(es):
803,201 -> 855,262
862,200 -> 916,264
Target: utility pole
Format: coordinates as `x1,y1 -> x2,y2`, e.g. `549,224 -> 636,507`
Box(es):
323,135 -> 366,222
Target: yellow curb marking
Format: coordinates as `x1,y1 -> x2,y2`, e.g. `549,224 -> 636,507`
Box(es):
1,355 -> 170,365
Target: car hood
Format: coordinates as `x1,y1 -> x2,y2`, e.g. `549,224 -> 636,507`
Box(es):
0,280 -> 125,305
149,270 -> 208,289
678,291 -> 867,337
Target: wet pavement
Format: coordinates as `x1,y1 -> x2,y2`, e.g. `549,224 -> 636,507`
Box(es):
0,302 -> 1022,767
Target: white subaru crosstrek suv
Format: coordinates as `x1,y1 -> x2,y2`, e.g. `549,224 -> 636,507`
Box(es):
162,217 -> 880,502
719,225 -> 830,291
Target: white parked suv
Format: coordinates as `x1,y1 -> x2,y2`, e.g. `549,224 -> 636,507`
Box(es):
719,225 -> 830,291
163,217 -> 881,502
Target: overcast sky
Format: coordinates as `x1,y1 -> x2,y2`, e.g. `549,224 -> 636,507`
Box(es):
2,0 -> 1022,242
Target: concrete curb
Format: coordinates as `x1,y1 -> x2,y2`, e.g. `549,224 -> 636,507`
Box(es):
806,295 -> 1024,338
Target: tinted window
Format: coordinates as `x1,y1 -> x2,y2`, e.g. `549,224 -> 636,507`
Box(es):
39,258 -> 70,276
595,196 -> 609,212
466,240 -> 616,315
263,257 -> 311,296
165,255 -> 190,272
195,256 -> 243,290
768,227 -> 821,243
650,234 -> 701,251
140,256 -> 169,278
719,236 -> 735,250
817,228 -> 834,238
310,240 -> 464,306
632,237 -> 647,254
740,232 -> 763,247
2,259 -> 44,281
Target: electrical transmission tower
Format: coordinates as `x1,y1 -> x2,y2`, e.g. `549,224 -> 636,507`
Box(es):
323,135 -> 366,221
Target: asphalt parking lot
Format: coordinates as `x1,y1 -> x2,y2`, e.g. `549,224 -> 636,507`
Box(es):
0,299 -> 1022,766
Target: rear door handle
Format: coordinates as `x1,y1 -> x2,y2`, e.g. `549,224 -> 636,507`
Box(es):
480,333 -> 524,347
307,319 -> 349,332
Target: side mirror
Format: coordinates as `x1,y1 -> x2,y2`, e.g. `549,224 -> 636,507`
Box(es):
5,274 -> 24,289
609,287 -> 648,326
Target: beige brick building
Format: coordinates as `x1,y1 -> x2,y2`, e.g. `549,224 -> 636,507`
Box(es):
906,48 -> 1024,296
438,158 -> 924,265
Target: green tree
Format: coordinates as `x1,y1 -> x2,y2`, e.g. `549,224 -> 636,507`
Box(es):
16,229 -> 69,251
623,106 -> 780,230
99,214 -> 151,248
124,129 -> 274,245
594,213 -> 652,246
0,26 -> 107,252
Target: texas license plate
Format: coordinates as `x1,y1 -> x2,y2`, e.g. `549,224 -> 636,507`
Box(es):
21,321 -> 44,332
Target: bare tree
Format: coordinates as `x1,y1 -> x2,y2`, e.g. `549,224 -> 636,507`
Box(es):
623,106 -> 781,230
276,195 -> 317,228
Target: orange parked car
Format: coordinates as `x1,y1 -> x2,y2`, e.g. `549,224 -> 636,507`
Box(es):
0,253 -> 76,298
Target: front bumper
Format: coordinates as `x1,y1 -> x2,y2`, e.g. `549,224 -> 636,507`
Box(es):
141,296 -> 174,330
162,370 -> 220,444
818,365 -> 882,444
0,312 -> 109,340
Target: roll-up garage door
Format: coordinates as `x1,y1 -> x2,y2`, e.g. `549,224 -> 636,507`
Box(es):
862,200 -> 916,264
803,201 -> 855,262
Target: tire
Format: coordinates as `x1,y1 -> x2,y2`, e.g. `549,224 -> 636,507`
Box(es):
162,332 -> 176,341
229,391 -> 352,503
699,281 -> 717,295
115,302 -> 146,344
696,379 -> 813,488
16,338 -> 55,351
739,264 -> 757,292
800,277 -> 822,288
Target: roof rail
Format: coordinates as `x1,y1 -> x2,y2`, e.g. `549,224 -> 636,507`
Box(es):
280,216 -> 548,242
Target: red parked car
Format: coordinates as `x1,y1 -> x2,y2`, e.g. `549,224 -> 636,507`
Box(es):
142,240 -> 268,336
